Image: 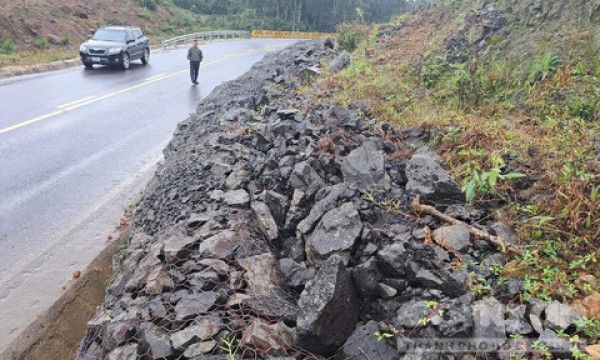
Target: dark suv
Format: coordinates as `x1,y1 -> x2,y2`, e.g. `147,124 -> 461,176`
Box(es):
79,26 -> 150,70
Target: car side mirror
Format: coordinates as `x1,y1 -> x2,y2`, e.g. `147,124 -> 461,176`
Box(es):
127,40 -> 134,44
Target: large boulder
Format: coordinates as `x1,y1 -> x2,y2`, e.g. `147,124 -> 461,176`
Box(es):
297,258 -> 359,355
306,202 -> 363,264
405,150 -> 463,203
342,140 -> 388,192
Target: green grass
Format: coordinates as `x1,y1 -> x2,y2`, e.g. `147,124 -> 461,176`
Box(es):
324,4 -> 600,309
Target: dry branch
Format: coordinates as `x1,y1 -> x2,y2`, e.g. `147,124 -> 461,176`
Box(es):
410,196 -> 521,254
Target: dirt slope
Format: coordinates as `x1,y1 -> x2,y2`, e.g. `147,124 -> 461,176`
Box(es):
0,0 -> 172,49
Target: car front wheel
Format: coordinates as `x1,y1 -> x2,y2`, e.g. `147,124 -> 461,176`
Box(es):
141,48 -> 150,65
121,52 -> 130,70
82,61 -> 93,69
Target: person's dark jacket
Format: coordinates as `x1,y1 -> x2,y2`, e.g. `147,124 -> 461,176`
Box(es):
187,47 -> 203,62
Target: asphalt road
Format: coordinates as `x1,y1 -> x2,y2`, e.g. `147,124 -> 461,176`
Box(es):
0,38 -> 296,349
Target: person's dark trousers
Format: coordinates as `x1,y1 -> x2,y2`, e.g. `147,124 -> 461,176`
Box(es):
190,61 -> 200,83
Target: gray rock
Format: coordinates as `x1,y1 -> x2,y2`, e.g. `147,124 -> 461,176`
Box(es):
198,230 -> 238,259
506,305 -> 533,335
171,315 -> 222,349
394,299 -> 429,328
198,259 -> 230,275
251,201 -> 278,241
162,232 -> 196,260
489,222 -> 519,245
138,323 -> 174,359
222,189 -> 250,206
102,320 -> 135,351
47,33 -> 62,45
183,341 -> 217,358
225,168 -> 250,189
107,343 -> 138,360
174,292 -> 218,320
297,184 -> 355,235
538,329 -> 571,356
240,318 -> 295,356
241,292 -> 298,323
432,224 -> 471,252
405,150 -> 463,202
145,265 -> 174,295
336,321 -> 398,360
306,202 -> 362,263
471,297 -> 506,349
264,190 -> 289,224
351,257 -> 382,298
289,161 -> 324,191
330,51 -> 351,73
436,302 -> 472,337
378,283 -> 398,299
444,204 -> 484,222
238,253 -> 278,296
376,243 -> 406,277
341,140 -> 388,191
279,258 -> 316,289
297,258 -> 359,355
544,301 -> 579,330
139,298 -> 167,322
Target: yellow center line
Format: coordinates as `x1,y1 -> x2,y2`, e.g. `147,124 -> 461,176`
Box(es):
57,95 -> 98,109
0,44 -> 286,136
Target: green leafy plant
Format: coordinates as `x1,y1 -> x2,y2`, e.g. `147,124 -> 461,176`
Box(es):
35,38 -> 48,49
374,325 -> 399,341
60,36 -> 70,46
219,335 -> 239,360
529,54 -> 561,82
337,23 -> 366,52
460,153 -> 525,203
1,39 -> 16,54
418,301 -> 445,326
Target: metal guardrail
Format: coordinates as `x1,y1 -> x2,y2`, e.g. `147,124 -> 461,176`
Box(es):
160,30 -> 250,48
251,30 -> 336,39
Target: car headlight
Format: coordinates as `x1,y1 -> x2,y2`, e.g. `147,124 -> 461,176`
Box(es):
107,47 -> 123,55
79,45 -> 87,53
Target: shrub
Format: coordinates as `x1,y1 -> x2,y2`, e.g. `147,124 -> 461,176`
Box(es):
336,23 -> 366,52
1,39 -> 16,54
35,38 -> 48,49
61,36 -> 70,46
528,54 -> 561,83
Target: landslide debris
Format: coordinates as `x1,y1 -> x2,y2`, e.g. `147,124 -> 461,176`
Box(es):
77,36 -> 592,360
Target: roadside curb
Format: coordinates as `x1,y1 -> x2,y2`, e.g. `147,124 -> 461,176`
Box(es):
0,226 -> 130,360
0,58 -> 80,79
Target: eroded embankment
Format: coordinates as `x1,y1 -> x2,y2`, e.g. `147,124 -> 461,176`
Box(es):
75,40 -> 588,360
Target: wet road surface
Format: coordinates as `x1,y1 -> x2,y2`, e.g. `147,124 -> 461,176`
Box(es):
0,38 -> 296,349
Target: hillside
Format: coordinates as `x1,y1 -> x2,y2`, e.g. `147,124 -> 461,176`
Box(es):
0,0 -> 178,49
324,0 -> 600,318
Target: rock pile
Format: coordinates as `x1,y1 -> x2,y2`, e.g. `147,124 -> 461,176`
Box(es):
77,40 -> 584,360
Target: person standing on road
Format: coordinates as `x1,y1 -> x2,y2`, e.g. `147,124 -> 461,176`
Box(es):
187,40 -> 203,85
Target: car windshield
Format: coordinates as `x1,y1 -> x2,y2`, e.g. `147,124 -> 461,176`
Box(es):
92,29 -> 126,42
